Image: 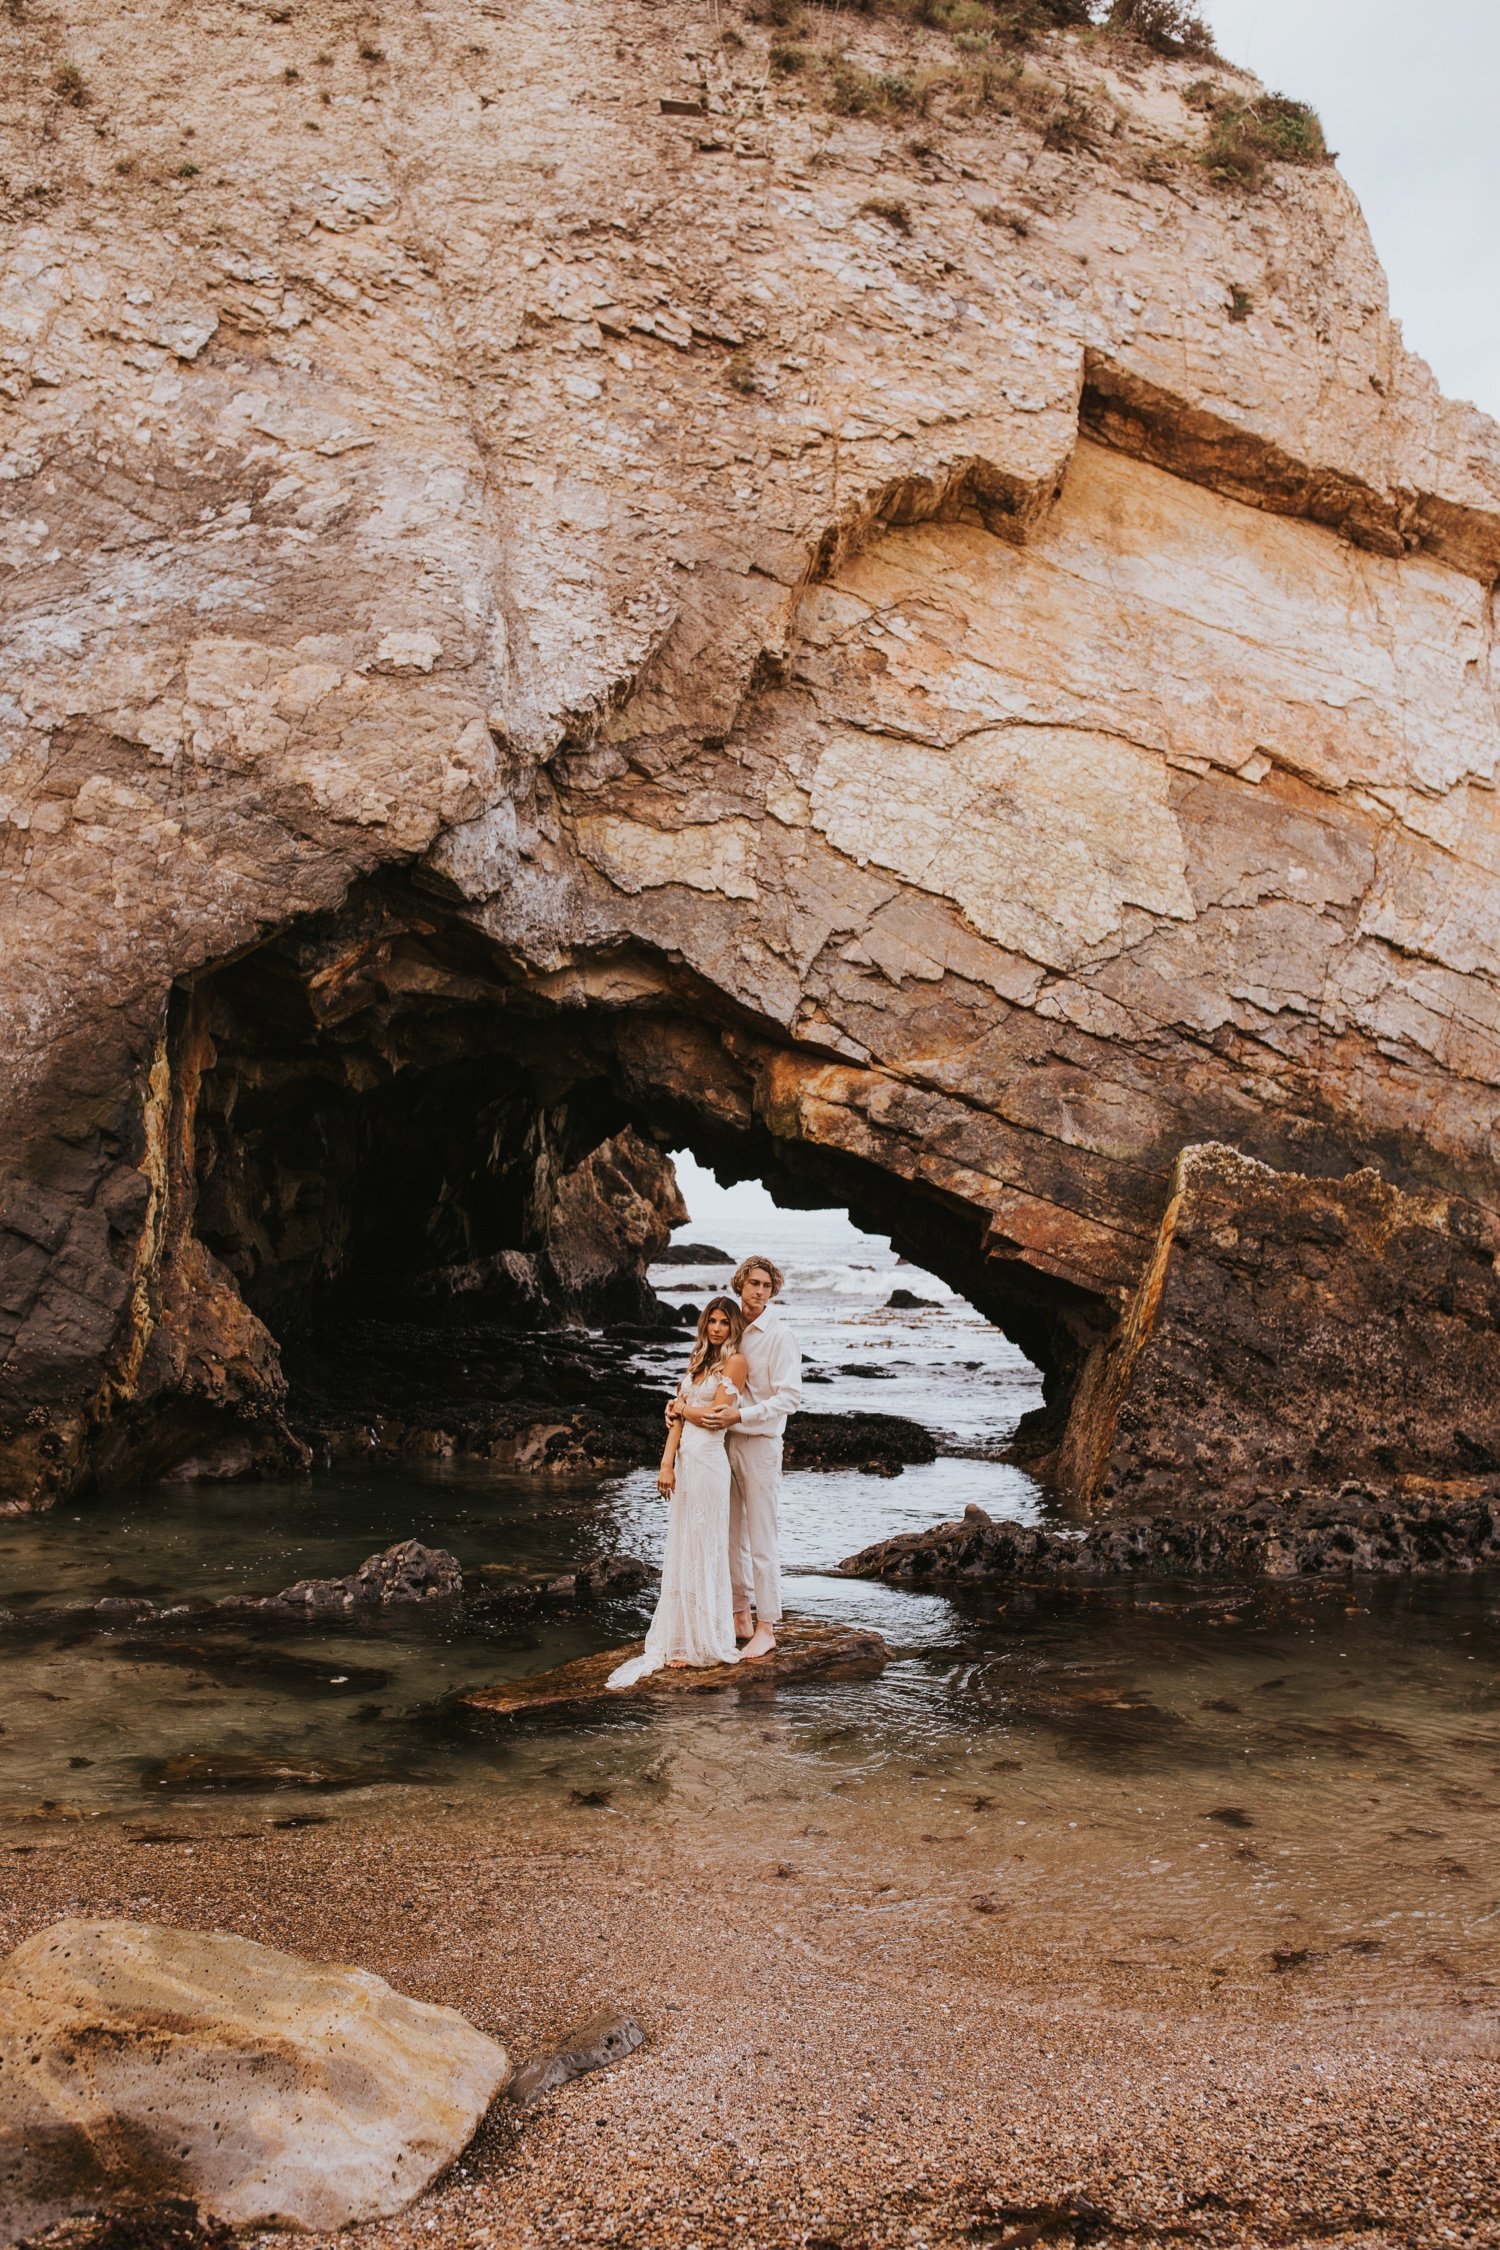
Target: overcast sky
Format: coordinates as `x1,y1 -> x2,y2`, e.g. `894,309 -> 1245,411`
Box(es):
1204,0 -> 1499,422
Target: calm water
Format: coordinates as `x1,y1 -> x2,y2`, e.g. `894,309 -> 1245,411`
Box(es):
4,1158 -> 1499,2012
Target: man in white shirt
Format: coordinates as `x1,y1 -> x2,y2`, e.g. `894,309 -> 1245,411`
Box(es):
697,1254 -> 802,1659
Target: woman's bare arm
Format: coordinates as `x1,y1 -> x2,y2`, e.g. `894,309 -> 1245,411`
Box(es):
658,1408 -> 684,1491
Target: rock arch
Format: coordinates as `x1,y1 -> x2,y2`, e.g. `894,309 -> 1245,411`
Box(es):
90,873 -> 1104,1494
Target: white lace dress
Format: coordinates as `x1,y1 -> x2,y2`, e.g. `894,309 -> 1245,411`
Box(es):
606,1370 -> 742,1689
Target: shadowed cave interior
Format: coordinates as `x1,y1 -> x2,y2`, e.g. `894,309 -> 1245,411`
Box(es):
171,878 -> 1098,1478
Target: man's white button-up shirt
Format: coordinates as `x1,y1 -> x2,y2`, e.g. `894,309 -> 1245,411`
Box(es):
735,1307 -> 803,1437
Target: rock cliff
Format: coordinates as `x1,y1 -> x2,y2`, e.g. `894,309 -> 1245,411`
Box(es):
3,0 -> 1499,1508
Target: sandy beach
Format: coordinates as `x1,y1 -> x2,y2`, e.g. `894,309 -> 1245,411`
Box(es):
5,1790 -> 1497,2250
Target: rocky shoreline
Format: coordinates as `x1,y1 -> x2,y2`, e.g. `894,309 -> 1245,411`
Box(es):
285,1317 -> 936,1479
841,1483 -> 1500,1586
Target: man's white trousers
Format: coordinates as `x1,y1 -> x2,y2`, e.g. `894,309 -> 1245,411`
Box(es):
726,1430 -> 783,1625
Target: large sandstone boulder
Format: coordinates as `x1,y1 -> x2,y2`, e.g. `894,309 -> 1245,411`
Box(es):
3,1 -> 1499,1512
1058,1145 -> 1500,1509
0,1920 -> 509,2238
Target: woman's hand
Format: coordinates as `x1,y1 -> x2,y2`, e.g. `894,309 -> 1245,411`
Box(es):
657,1467 -> 676,1496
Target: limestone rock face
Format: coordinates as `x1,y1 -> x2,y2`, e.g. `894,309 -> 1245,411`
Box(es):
0,1919 -> 510,2239
3,1 -> 1500,1509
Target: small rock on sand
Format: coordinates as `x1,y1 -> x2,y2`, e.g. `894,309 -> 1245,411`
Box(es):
508,2012 -> 646,2107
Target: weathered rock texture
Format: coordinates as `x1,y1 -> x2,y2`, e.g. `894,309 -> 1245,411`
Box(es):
0,1919 -> 509,2238
3,1 -> 1500,1509
1057,1144 -> 1500,1507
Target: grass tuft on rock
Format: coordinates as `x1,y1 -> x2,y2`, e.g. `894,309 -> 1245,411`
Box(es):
860,194 -> 914,232
825,59 -> 929,116
1103,0 -> 1217,57
51,59 -> 88,105
748,0 -> 1320,196
1199,89 -> 1329,190
859,0 -> 1094,36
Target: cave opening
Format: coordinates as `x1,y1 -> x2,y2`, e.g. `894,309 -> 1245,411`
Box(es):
156,877 -> 1106,1486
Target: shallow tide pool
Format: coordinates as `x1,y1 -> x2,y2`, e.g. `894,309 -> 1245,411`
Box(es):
4,1167 -> 1499,2020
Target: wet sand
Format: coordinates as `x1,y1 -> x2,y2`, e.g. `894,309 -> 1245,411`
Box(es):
5,1799 -> 1497,2250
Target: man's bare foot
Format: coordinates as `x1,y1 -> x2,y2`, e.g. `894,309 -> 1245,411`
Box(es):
741,1625 -> 777,1660
734,1610 -> 754,1642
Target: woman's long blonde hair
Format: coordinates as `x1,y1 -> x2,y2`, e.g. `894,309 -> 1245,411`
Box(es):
687,1294 -> 745,1383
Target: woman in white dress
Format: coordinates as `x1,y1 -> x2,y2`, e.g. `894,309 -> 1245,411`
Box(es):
607,1298 -> 748,1689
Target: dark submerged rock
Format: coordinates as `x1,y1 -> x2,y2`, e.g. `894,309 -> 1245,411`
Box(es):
540,1554 -> 656,1598
140,1751 -> 383,1793
785,1411 -> 935,1471
221,1539 -> 462,1616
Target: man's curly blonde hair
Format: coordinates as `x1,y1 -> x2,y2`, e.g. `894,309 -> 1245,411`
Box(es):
732,1254 -> 784,1296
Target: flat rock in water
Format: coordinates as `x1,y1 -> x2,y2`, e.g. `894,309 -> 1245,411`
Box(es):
0,1919 -> 509,2239
785,1410 -> 935,1471
461,1616 -> 891,1716
839,1490 -> 1500,1583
